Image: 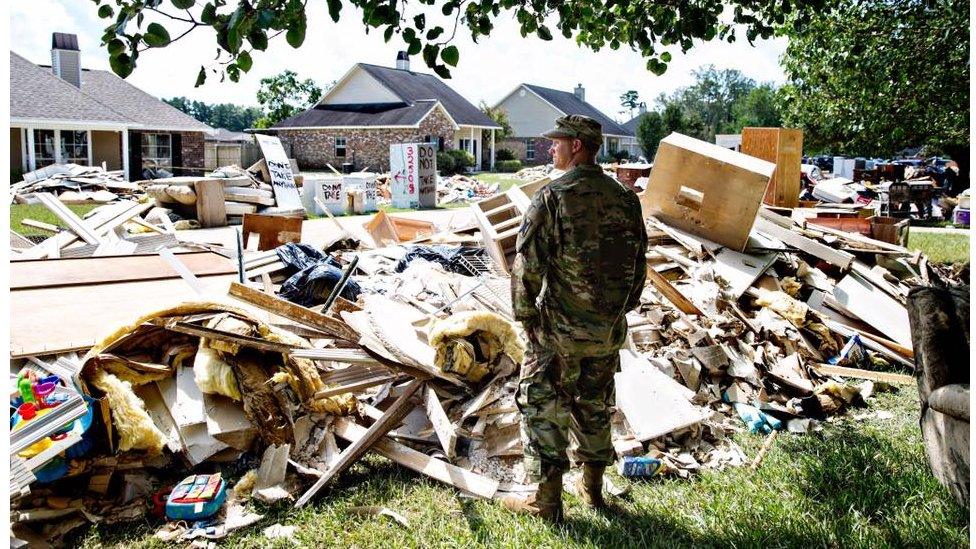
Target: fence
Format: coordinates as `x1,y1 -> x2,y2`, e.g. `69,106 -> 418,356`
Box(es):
204,142 -> 264,170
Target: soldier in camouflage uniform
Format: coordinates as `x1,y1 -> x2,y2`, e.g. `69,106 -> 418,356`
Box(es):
501,115 -> 648,522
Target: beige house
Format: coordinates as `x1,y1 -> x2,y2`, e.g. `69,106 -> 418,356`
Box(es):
273,53 -> 502,171
10,33 -> 212,180
494,83 -> 636,165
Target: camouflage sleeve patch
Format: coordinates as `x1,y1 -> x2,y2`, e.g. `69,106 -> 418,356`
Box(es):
516,193 -> 548,253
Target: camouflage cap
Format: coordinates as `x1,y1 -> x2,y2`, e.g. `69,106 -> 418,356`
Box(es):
542,115 -> 603,147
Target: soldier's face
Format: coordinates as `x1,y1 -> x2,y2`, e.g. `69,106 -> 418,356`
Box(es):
550,138 -> 582,170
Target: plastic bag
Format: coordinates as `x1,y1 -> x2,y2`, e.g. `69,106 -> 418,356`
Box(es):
275,243 -> 361,307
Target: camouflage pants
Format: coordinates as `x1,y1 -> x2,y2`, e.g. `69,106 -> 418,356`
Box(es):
516,339 -> 619,482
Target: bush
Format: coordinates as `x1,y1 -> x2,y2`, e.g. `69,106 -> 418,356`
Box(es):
612,150 -> 631,162
495,148 -> 516,161
443,149 -> 475,175
496,160 -> 523,173
436,151 -> 456,175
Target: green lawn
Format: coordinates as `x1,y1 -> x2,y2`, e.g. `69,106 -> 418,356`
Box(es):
10,203 -> 101,237
908,232 -> 970,264
73,389 -> 968,548
472,172 -> 524,193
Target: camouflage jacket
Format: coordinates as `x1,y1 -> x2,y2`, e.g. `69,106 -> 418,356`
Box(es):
511,164 -> 648,356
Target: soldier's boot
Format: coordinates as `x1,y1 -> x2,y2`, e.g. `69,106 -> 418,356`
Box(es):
500,469 -> 564,522
575,463 -> 608,510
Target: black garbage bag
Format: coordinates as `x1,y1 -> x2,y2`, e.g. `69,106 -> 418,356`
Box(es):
275,243 -> 362,307
393,245 -> 485,275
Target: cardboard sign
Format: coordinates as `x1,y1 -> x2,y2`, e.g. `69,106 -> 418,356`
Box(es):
255,134 -> 304,212
390,143 -> 436,209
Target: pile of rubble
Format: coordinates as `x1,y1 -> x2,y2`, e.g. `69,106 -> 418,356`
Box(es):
437,174 -> 500,205
10,133 -> 958,545
11,164 -> 141,204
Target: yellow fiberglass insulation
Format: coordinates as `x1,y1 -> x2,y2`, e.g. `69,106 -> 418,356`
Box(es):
754,289 -> 809,327
89,369 -> 166,454
193,341 -> 242,401
428,311 -> 525,382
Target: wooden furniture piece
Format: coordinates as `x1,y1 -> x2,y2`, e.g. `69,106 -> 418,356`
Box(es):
640,133 -> 775,252
470,177 -> 550,273
242,213 -> 302,251
740,127 -> 803,208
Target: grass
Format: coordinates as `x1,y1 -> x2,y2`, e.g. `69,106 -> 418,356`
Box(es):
72,389 -> 968,548
472,172 -> 524,193
10,203 -> 101,236
908,232 -> 970,264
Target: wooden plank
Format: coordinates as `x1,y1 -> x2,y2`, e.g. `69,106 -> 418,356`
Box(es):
832,272 -> 912,348
242,213 -> 303,251
640,132 -> 775,251
10,275 -> 236,358
152,319 -> 299,354
295,378 -> 425,507
754,216 -> 855,270
194,179 -> 227,228
22,219 -> 59,233
331,416 -> 498,499
423,383 -> 458,459
10,252 -> 236,290
812,364 -> 915,385
228,281 -> 359,342
741,127 -> 803,208
35,193 -> 104,245
644,263 -> 704,315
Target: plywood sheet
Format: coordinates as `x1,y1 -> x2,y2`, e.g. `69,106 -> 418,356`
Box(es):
641,132 -> 775,251
832,272 -> 912,348
10,252 -> 236,290
10,275 -> 235,357
741,128 -> 803,208
242,213 -> 302,251
615,350 -> 710,441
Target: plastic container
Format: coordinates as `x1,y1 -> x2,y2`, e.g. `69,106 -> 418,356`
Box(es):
953,207 -> 970,227
165,474 -> 227,521
617,456 -> 663,477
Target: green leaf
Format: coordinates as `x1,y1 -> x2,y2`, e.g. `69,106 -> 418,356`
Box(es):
227,63 -> 240,82
441,2 -> 455,16
109,53 -> 133,78
422,43 -> 439,68
237,51 -> 252,72
286,16 -> 306,47
326,0 -> 342,22
407,38 -> 422,56
171,0 -> 195,9
384,26 -> 394,42
433,64 -> 452,79
426,26 -> 444,40
200,3 -> 217,24
248,29 -> 268,50
195,66 -> 207,87
143,23 -> 171,47
661,51 -> 672,62
414,14 -> 425,30
440,45 -> 459,66
107,38 -> 126,56
536,25 -> 552,40
98,5 -> 114,19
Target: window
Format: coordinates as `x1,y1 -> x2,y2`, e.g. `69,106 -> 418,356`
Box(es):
423,135 -> 445,152
335,137 -> 347,158
526,139 -> 535,161
142,133 -> 172,168
608,139 -> 618,153
60,130 -> 89,165
33,129 -> 56,167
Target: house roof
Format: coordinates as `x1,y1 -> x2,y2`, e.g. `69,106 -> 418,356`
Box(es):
621,113 -> 644,135
10,51 -> 211,132
523,84 -> 632,137
208,128 -> 253,142
275,63 -> 500,129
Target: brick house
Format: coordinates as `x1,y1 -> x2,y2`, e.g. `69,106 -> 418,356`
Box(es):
10,33 -> 213,180
494,83 -> 636,165
272,52 -> 502,172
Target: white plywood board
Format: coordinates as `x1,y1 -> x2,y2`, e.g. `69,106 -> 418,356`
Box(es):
615,350 -> 711,441
832,272 -> 912,348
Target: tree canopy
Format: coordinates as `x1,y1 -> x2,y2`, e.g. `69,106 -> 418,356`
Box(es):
778,0 -> 969,157
163,97 -> 263,130
90,0 -> 831,85
480,102 -> 513,139
253,70 -> 323,128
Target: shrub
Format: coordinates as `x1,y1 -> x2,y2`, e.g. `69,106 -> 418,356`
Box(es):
444,149 -> 475,174
436,151 -> 456,175
495,148 -> 516,161
612,150 -> 631,162
496,160 -> 523,173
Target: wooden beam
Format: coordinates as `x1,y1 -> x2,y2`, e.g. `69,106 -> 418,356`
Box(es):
423,383 -> 458,459
812,364 -> 915,385
35,193 -> 104,245
645,263 -> 704,315
295,378 -> 425,507
228,281 -> 360,342
331,416 -> 498,499
754,216 -> 854,270
151,319 -> 298,354
22,219 -> 59,233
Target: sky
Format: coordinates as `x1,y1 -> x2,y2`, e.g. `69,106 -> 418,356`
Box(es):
10,0 -> 789,123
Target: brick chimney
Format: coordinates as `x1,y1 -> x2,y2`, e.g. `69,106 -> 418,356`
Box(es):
396,51 -> 410,71
573,83 -> 585,102
51,32 -> 82,88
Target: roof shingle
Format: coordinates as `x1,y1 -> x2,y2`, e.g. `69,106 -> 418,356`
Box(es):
523,84 -> 632,137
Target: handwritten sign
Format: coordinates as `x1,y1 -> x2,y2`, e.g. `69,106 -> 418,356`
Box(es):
255,134 -> 304,212
390,143 -> 436,209
307,175 -> 345,215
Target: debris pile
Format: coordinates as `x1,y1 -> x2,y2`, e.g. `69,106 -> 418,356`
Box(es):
437,174 -> 500,205
9,132 -> 960,544
11,164 -> 141,204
